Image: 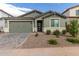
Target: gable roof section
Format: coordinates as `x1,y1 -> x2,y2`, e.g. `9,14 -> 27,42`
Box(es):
35,11 -> 52,18
36,11 -> 66,19
0,9 -> 13,17
62,5 -> 79,14
19,10 -> 43,17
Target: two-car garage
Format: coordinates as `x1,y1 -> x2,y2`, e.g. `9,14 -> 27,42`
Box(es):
3,10 -> 43,33
9,21 -> 33,33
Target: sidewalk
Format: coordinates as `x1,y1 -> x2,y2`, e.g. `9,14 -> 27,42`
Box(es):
0,47 -> 79,56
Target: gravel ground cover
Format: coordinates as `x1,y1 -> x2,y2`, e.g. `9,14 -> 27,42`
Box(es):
19,33 -> 79,49
0,33 -> 28,48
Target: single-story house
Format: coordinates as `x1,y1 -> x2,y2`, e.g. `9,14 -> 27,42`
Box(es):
1,5 -> 79,33
1,10 -> 66,33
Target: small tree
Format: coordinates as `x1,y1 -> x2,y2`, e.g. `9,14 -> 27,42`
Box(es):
69,20 -> 79,37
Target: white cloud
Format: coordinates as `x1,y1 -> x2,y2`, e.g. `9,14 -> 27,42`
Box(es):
17,7 -> 33,12
0,3 -> 33,16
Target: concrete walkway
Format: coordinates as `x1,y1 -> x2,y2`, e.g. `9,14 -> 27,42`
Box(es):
0,47 -> 79,56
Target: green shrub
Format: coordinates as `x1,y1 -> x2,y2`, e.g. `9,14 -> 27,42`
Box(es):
53,30 -> 60,37
69,20 -> 79,37
66,38 -> 79,44
65,20 -> 79,37
62,30 -> 67,35
46,30 -> 51,35
48,39 -> 57,45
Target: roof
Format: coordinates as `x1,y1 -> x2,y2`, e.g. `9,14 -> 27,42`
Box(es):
62,5 -> 79,14
19,10 -> 43,17
1,10 -> 66,20
67,16 -> 79,18
0,10 -> 13,17
1,17 -> 35,20
35,11 -> 66,19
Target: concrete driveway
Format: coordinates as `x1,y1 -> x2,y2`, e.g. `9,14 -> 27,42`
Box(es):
0,33 -> 28,48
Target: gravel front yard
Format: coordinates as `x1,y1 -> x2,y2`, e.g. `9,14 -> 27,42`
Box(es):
19,33 -> 79,49
0,33 -> 28,48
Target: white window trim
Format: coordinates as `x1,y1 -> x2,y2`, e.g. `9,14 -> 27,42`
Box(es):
51,19 -> 60,28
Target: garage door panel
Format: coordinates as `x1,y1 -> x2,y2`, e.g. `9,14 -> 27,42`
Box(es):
9,21 -> 32,33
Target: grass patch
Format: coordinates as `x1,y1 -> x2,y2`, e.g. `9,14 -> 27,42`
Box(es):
48,39 -> 57,45
66,38 -> 79,44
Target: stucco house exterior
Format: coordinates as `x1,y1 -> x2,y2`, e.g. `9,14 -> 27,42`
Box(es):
1,10 -> 66,33
62,5 -> 79,23
1,5 -> 79,33
0,10 -> 13,32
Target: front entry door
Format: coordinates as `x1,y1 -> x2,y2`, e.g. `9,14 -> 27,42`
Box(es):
37,20 -> 42,32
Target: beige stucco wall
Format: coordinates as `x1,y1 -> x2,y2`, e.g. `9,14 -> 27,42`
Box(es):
35,15 -> 66,32
63,6 -> 79,16
66,18 -> 79,24
43,15 -> 66,32
0,11 -> 12,32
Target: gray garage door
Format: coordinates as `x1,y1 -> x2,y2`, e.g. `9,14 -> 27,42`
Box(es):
9,21 -> 32,33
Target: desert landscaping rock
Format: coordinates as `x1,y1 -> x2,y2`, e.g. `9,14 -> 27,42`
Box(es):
19,33 -> 79,49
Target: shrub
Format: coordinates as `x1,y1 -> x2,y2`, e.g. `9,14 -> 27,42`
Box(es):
65,20 -> 79,37
53,30 -> 60,37
35,32 -> 39,37
66,38 -> 79,44
46,30 -> 51,35
48,39 -> 57,45
62,30 -> 67,35
69,20 -> 79,37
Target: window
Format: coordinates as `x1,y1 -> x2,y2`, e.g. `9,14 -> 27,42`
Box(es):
51,19 -> 59,27
76,10 -> 79,16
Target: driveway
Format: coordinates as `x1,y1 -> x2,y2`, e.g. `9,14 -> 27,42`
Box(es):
0,33 -> 28,48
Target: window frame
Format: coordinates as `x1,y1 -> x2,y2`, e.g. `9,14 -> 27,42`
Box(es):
76,10 -> 79,16
51,19 -> 60,27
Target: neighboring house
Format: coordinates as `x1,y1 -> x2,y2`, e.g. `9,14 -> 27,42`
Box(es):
0,10 -> 13,31
2,10 -> 66,33
62,5 -> 79,23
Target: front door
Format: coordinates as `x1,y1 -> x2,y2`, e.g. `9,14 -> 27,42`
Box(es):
37,20 -> 42,32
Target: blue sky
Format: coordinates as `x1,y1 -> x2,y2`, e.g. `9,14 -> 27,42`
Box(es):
10,3 -> 79,13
